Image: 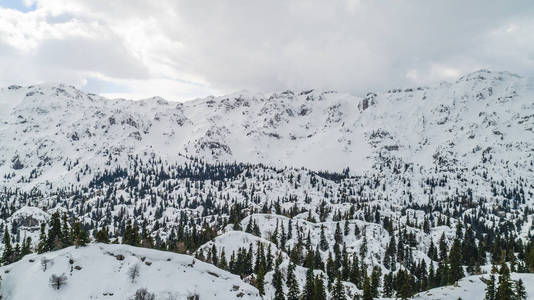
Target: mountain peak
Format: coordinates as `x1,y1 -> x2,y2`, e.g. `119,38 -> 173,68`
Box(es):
457,69 -> 520,83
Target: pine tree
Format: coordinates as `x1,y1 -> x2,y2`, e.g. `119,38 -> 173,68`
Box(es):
335,223 -> 343,244
245,220 -> 253,233
273,263 -> 285,300
385,235 -> 396,270
21,237 -> 32,256
94,227 -> 110,243
362,273 -> 372,300
332,273 -> 346,300
350,253 -> 361,287
326,252 -> 336,283
495,263 -> 514,300
320,226 -> 328,251
313,245 -> 323,270
341,245 -> 350,280
122,220 -> 140,246
302,268 -> 315,300
13,243 -> 21,261
527,246 -> 534,272
287,263 -> 300,300
2,230 -> 13,265
61,213 -> 71,247
303,247 -> 314,269
485,274 -> 496,300
360,232 -> 368,260
427,238 -> 437,261
254,242 -> 265,274
514,279 -> 526,300
37,223 -> 48,254
266,244 -> 273,272
141,222 -> 154,248
256,263 -> 265,296
210,244 -> 218,266
438,261 -> 449,287
47,212 -> 63,250
397,269 -> 412,300
399,279 -> 412,300
280,223 -> 287,249
382,272 -> 394,297
439,233 -> 448,261
314,275 -> 327,300
428,261 -> 436,289
448,238 -> 464,284
70,218 -> 89,247
370,266 -> 381,298
219,248 -> 228,270
354,224 -> 360,237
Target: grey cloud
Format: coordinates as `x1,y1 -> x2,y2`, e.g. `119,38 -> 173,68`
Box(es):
33,35 -> 149,79
1,0 -> 534,98
156,0 -> 534,93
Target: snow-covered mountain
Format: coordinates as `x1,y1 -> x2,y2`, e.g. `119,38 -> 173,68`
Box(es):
1,69 -> 533,190
1,69 -> 533,300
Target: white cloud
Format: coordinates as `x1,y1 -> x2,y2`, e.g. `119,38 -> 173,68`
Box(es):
0,0 -> 533,100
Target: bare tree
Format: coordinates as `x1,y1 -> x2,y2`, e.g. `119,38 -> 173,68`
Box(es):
49,273 -> 68,290
41,258 -> 51,272
128,263 -> 140,283
133,288 -> 155,300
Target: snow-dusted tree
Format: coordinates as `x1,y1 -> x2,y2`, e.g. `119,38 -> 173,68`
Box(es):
133,288 -> 155,300
514,279 -> 526,300
41,257 -> 50,272
49,273 -> 68,290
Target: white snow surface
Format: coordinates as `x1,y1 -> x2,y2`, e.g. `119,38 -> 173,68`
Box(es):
0,243 -> 260,300
408,273 -> 534,300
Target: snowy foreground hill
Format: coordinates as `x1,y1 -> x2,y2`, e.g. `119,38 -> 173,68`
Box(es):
0,243 -> 260,300
410,273 -> 534,300
0,69 -> 533,300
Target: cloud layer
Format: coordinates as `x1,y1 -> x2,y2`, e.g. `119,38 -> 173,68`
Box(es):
0,0 -> 533,100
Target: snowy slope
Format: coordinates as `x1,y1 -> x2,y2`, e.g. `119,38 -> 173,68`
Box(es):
0,243 -> 260,300
409,273 -> 534,300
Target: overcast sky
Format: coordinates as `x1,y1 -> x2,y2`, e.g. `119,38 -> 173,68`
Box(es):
0,0 -> 533,101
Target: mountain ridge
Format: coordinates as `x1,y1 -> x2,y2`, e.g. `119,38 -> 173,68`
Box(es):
1,69 -> 532,191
